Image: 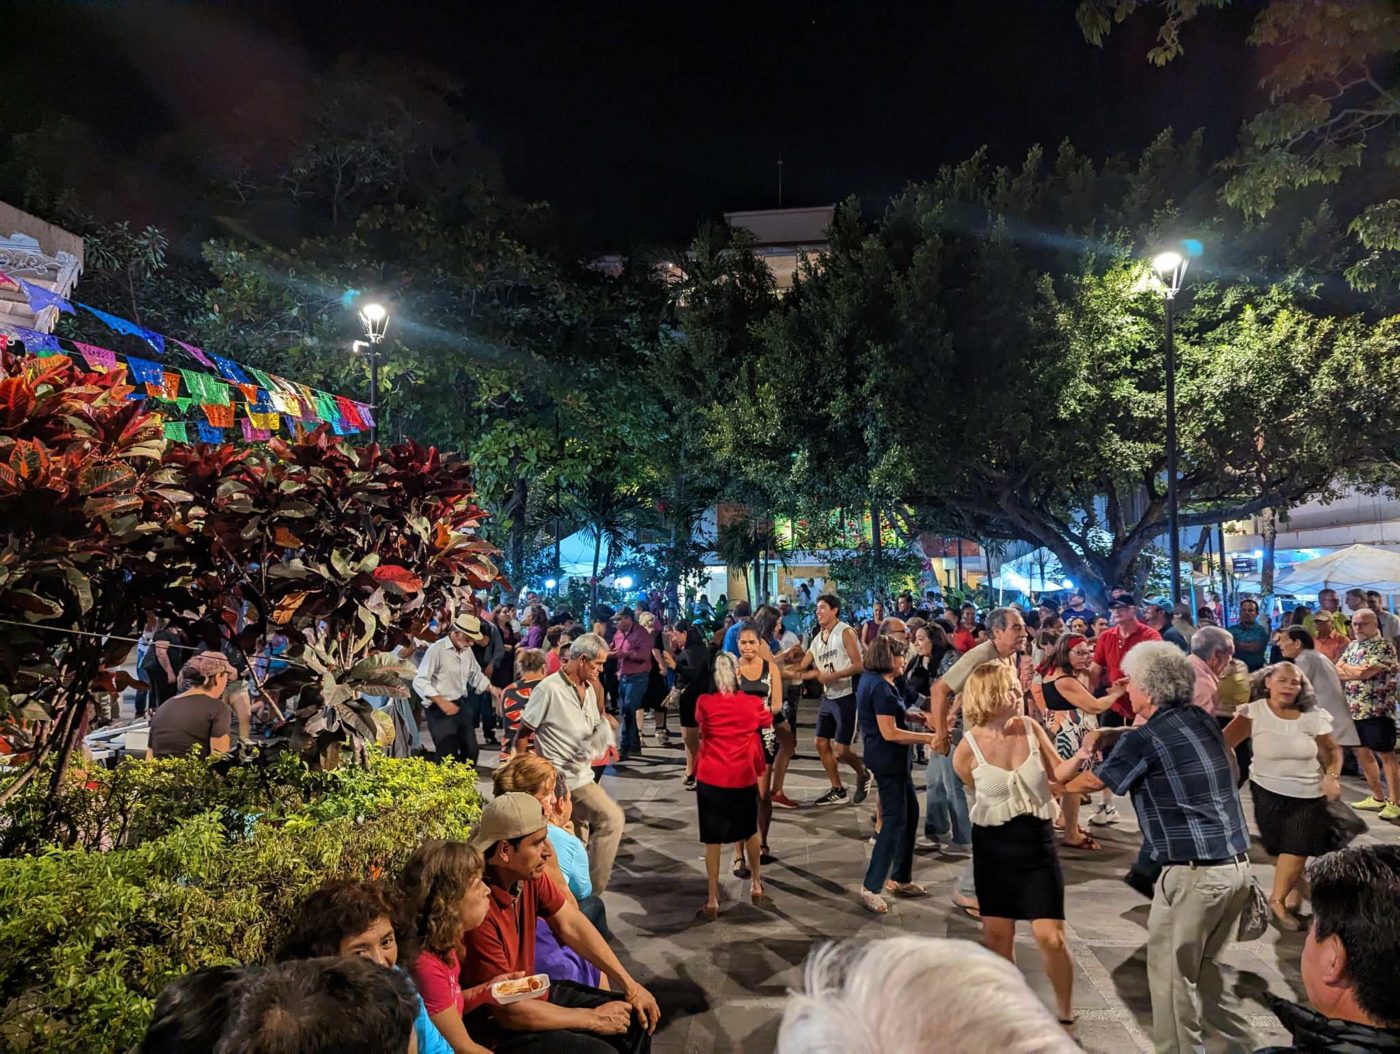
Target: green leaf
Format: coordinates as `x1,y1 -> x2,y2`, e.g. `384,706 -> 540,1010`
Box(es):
62,565 -> 93,615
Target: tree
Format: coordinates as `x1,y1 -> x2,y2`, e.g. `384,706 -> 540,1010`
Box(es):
1077,0 -> 1400,294
732,137 -> 1400,605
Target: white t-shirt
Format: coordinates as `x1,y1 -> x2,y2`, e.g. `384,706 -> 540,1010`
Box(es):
1246,700 -> 1333,798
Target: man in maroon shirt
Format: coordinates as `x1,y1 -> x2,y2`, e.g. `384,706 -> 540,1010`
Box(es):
610,608 -> 653,761
1086,595 -> 1160,829
462,793 -> 660,1052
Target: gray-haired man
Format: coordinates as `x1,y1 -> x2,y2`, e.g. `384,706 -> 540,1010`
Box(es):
514,632 -> 627,894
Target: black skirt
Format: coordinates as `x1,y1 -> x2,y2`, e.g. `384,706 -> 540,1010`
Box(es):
1250,781 -> 1333,858
972,814 -> 1065,920
696,782 -> 759,844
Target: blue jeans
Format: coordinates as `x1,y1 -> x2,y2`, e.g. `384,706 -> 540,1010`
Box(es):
865,772 -> 918,893
618,673 -> 648,751
925,730 -> 971,844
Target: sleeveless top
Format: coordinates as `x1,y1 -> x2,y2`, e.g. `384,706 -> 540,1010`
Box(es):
737,659 -> 772,702
966,718 -> 1057,827
1043,676 -> 1077,712
811,621 -> 856,699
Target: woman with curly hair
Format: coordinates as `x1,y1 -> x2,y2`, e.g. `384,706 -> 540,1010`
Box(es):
399,841 -> 523,1054
278,878 -> 457,1054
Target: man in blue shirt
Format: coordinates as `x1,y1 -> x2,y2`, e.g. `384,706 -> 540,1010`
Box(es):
721,600 -> 752,655
1064,641 -> 1254,1054
1228,597 -> 1270,672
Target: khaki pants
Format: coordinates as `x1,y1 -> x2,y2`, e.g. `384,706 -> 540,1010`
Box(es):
1147,859 -> 1254,1054
571,780 -> 626,895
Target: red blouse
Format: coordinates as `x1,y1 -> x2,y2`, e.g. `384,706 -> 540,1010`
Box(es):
695,691 -> 773,788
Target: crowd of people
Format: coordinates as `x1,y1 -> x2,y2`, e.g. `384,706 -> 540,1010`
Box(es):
131,582 -> 1400,1053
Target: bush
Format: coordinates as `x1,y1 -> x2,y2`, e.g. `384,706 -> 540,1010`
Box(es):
0,753 -> 482,1053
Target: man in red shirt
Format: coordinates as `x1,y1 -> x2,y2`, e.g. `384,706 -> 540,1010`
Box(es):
461,793 -> 660,1052
1087,596 -> 1160,829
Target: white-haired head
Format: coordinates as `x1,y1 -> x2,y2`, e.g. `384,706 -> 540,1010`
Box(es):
777,936 -> 1079,1054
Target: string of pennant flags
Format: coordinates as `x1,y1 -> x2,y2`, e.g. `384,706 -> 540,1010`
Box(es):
0,270 -> 375,445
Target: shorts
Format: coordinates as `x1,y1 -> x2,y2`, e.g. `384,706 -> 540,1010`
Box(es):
815,694 -> 857,746
1354,715 -> 1398,753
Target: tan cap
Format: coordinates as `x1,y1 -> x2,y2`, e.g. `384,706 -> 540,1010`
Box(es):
186,650 -> 237,679
469,792 -> 547,853
1313,610 -> 1334,623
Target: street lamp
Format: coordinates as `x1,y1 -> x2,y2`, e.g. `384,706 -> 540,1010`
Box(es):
1151,249 -> 1189,606
353,302 -> 389,444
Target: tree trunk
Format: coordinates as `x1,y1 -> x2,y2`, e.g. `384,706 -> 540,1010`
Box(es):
507,476 -> 528,588
1260,507 -> 1278,626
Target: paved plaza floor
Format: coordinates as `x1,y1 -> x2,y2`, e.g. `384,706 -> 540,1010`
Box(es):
476,712 -> 1400,1054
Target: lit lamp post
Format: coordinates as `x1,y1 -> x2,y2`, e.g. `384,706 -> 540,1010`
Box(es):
353,302 -> 390,444
1151,249 -> 1189,606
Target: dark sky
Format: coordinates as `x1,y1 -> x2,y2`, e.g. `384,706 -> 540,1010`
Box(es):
5,0 -> 1264,246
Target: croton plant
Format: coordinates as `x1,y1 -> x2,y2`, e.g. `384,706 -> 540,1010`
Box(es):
0,349 -> 500,804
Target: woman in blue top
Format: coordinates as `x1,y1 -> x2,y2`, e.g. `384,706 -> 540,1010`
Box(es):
856,635 -> 938,915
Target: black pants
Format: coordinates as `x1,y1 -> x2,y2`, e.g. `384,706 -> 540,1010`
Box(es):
489,980 -> 650,1054
427,696 -> 480,765
474,687 -> 498,739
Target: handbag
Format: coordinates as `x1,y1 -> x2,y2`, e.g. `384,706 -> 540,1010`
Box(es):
1237,875 -> 1269,942
1325,798 -> 1368,851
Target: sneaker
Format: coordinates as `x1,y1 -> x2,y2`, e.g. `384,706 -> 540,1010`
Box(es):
944,842 -> 972,855
770,791 -> 799,809
1088,803 -> 1119,826
852,772 -> 872,805
813,787 -> 848,806
1381,803 -> 1400,821
1353,795 -> 1387,811
916,834 -> 942,851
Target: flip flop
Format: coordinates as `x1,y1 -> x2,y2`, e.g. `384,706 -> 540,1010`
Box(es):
1062,835 -> 1100,851
952,892 -> 981,920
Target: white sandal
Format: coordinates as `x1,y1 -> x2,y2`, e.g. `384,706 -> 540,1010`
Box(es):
860,889 -> 890,914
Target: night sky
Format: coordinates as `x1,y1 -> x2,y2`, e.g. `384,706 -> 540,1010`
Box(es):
5,0 -> 1264,246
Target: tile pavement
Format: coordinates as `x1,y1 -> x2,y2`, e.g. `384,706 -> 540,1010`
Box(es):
477,710 -> 1400,1054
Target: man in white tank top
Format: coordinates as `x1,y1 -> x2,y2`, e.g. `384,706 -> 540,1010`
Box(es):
793,594 -> 871,806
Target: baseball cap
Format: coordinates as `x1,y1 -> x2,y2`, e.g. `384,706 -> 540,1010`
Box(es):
1144,597 -> 1172,612
1109,595 -> 1140,609
186,650 -> 237,678
452,612 -> 486,640
469,793 -> 548,853
1313,610 -> 1335,624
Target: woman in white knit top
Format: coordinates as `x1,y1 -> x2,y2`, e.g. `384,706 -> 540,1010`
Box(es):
952,661 -> 1076,1027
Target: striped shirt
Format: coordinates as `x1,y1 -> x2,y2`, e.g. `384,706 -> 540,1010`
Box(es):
1094,704 -> 1248,864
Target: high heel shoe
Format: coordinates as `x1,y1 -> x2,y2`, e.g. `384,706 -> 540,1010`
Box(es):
696,902 -> 719,921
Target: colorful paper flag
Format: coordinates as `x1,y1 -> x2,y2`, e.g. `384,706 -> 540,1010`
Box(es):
125,355 -> 165,386
78,303 -> 164,355
201,403 -> 234,428
15,278 -> 74,316
210,354 -> 251,385
172,339 -> 216,369
72,341 -> 118,372
163,421 -> 189,443
196,421 -> 224,444
354,402 -> 375,427
0,324 -> 62,355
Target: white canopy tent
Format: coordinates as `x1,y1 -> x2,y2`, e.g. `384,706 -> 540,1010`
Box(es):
1273,543 -> 1400,595
991,547 -> 1073,593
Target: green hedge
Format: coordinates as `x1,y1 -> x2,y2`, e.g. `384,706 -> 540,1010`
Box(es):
0,754 -> 482,1053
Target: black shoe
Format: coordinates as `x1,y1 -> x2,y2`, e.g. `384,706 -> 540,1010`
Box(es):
759,850 -> 777,865
852,772 -> 872,805
813,787 -> 848,806
1123,870 -> 1156,899
732,858 -> 751,879
684,775 -> 697,791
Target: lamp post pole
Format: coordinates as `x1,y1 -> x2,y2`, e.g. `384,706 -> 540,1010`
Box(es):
356,303 -> 389,445
1150,250 -> 1189,607
1164,291 -> 1181,607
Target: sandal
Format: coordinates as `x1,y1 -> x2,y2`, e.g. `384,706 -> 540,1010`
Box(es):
750,886 -> 770,906
696,903 -> 719,921
885,881 -> 929,898
952,891 -> 981,920
759,848 -> 778,865
1062,834 -> 1100,851
859,889 -> 889,914
732,858 -> 751,880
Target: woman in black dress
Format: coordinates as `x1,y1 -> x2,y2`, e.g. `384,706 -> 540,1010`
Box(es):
734,622 -> 784,874
664,620 -> 711,790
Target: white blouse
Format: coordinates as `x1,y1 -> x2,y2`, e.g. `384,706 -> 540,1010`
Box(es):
966,718 -> 1057,826
1246,701 -> 1333,799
